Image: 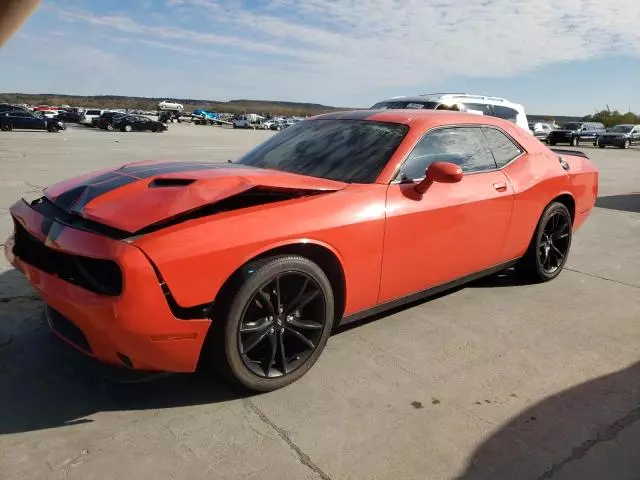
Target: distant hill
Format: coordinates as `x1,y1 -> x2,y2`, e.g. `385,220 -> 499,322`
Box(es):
0,92 -> 585,122
0,93 -> 349,117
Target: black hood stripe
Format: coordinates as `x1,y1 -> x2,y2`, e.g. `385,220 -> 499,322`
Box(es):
50,162 -> 249,214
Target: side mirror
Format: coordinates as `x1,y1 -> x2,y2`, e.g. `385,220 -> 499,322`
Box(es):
414,162 -> 463,194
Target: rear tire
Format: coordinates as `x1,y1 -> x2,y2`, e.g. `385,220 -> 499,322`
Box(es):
206,255 -> 334,392
570,137 -> 578,147
515,202 -> 573,283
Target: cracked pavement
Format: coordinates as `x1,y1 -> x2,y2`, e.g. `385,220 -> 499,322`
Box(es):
1,125 -> 640,480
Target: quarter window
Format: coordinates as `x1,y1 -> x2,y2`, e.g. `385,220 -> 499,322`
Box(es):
481,127 -> 523,167
400,127 -> 497,180
461,103 -> 493,116
492,105 -> 519,123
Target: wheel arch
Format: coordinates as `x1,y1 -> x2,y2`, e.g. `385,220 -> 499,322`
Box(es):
212,240 -> 347,324
550,192 -> 576,223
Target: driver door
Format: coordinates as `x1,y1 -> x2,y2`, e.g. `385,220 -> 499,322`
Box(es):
379,126 -> 515,303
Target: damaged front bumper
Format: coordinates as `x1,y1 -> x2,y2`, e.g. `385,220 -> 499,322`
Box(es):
5,198 -> 212,373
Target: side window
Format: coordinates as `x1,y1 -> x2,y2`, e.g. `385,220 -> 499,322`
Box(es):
462,103 -> 493,116
492,106 -> 519,123
400,127 -> 497,179
481,127 -> 523,167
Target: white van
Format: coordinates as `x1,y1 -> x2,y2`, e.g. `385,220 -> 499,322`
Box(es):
371,93 -> 530,132
79,109 -> 104,127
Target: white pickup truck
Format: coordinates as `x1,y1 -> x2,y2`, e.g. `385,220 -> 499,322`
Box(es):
232,113 -> 265,129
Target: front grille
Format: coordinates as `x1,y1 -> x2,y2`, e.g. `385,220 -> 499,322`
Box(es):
12,219 -> 123,296
47,306 -> 93,354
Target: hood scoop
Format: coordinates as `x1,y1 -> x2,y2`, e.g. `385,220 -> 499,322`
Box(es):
148,178 -> 196,188
43,162 -> 347,233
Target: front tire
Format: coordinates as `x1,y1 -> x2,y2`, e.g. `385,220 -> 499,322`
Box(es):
208,255 -> 334,392
0,123 -> 12,131
570,137 -> 579,147
48,124 -> 59,132
515,202 -> 573,283
622,139 -> 630,149
124,124 -> 133,132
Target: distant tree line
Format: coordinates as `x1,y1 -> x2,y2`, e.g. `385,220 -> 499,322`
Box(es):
0,93 -> 348,117
581,109 -> 640,128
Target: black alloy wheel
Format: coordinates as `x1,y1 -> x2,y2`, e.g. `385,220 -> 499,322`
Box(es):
238,271 -> 325,379
538,211 -> 571,275
516,202 -> 572,282
209,255 -> 334,392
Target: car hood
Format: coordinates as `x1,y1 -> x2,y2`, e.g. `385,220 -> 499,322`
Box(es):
602,132 -> 629,137
42,161 -> 347,233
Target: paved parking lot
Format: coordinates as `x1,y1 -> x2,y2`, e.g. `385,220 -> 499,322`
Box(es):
1,124 -> 639,480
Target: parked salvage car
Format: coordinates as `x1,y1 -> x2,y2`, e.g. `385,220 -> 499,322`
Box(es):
547,121 -> 605,146
371,93 -> 531,132
529,122 -> 554,143
79,109 -> 104,127
594,124 -> 640,149
97,111 -> 126,131
5,110 -> 598,391
0,110 -> 66,132
113,114 -> 166,132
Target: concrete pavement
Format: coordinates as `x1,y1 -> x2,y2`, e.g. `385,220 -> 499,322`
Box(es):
1,124 -> 639,480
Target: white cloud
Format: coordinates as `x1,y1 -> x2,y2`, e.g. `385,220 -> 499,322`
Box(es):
11,0 -> 640,109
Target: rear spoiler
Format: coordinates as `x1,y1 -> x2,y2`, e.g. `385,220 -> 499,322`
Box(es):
549,148 -> 589,159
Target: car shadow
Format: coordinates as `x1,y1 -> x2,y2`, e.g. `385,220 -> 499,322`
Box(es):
595,193 -> 640,214
0,268 -> 251,436
455,360 -> 640,479
2,260 -> 513,435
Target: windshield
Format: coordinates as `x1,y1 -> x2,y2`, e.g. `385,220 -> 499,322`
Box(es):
235,119 -> 408,183
371,101 -> 439,110
608,125 -> 633,133
562,122 -> 582,130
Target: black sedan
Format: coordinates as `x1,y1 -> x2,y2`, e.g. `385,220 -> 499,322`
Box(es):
595,124 -> 640,149
113,115 -> 166,132
0,111 -> 66,132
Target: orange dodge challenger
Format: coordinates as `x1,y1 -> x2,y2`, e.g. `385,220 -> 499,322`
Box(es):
5,110 -> 598,391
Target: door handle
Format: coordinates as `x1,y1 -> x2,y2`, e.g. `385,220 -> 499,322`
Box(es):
493,182 -> 508,192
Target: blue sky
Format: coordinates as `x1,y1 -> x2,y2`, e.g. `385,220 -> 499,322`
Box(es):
2,0 -> 639,115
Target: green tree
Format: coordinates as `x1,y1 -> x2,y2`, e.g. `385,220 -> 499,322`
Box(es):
582,109 -> 640,128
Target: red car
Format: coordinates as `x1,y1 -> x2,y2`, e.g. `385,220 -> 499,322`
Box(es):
5,110 -> 598,391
